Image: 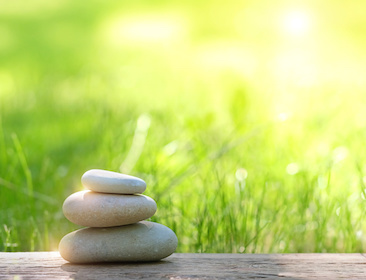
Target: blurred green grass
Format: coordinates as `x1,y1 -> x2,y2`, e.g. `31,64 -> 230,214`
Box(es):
1,0 -> 366,253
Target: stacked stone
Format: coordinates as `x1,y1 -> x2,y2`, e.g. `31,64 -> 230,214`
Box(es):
59,169 -> 178,264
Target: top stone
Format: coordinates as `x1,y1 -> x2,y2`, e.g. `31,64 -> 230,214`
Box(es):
81,169 -> 146,194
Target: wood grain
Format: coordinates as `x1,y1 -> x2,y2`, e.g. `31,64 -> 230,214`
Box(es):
1,252 -> 366,279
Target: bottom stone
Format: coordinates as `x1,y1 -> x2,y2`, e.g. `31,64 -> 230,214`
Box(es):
59,221 -> 178,263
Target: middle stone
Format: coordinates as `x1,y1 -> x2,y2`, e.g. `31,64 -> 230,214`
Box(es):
63,190 -> 157,227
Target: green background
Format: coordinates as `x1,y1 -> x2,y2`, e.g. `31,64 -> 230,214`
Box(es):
1,0 -> 366,253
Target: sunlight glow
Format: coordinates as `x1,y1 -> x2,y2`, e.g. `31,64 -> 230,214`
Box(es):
282,10 -> 311,36
277,112 -> 290,122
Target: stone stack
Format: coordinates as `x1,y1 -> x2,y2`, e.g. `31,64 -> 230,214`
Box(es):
59,169 -> 178,264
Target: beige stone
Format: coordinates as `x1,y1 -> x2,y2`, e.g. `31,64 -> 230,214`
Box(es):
81,169 -> 146,194
59,221 -> 178,263
63,190 -> 157,227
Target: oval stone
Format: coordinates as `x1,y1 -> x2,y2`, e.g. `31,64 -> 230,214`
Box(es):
63,190 -> 157,227
81,169 -> 146,194
59,221 -> 178,263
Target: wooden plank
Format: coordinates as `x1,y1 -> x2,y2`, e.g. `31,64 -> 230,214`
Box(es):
1,252 -> 366,279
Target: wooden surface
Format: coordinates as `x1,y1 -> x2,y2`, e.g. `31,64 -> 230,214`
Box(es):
1,252 -> 366,279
